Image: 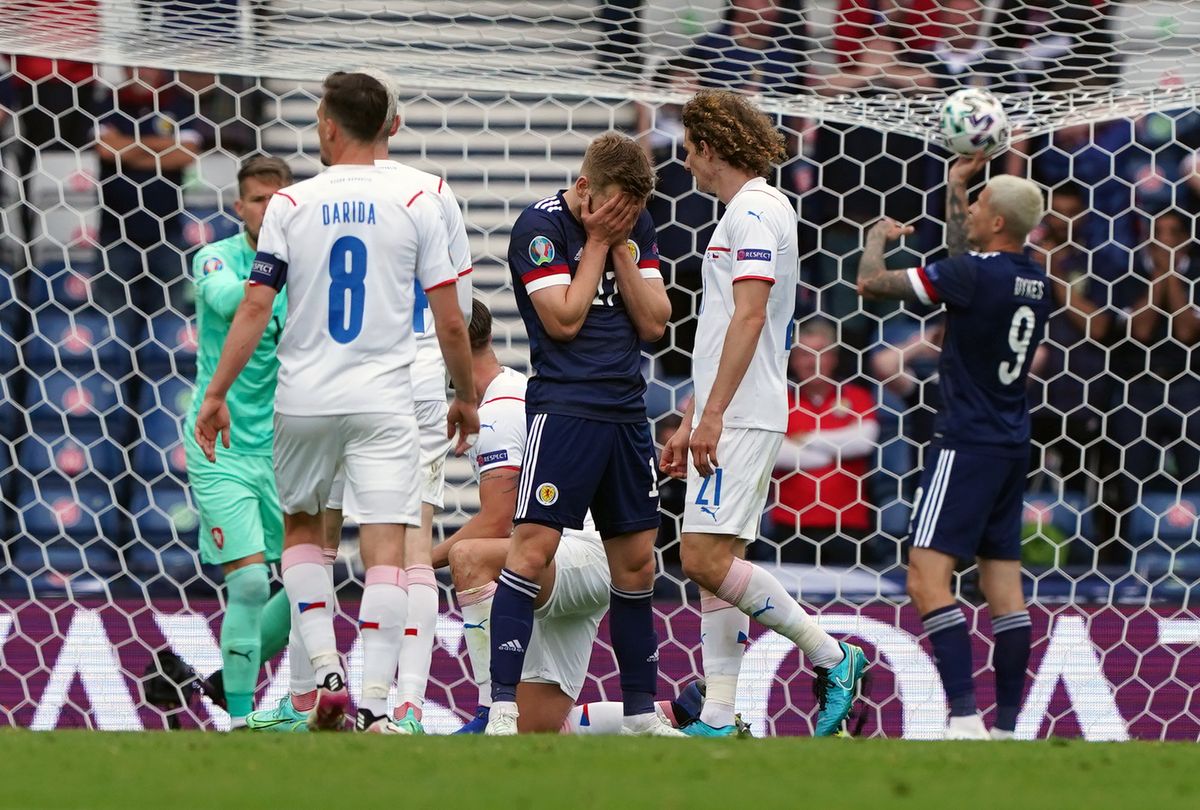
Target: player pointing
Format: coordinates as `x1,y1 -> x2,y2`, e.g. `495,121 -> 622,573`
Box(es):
856,152 -> 1049,739
485,133 -> 678,736
661,90 -> 868,737
194,71 -> 477,734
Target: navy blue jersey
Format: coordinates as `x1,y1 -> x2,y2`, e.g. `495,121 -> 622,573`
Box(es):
909,251 -> 1051,455
508,192 -> 662,422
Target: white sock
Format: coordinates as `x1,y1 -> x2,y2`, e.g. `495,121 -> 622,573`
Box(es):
699,591 -> 749,728
281,545 -> 342,685
458,582 -> 496,708
287,602 -> 316,695
396,564 -> 438,718
717,557 -> 843,668
565,702 -> 626,734
359,566 -> 409,716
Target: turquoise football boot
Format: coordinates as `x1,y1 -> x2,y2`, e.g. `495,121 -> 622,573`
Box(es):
393,706 -> 426,735
812,642 -> 868,737
682,720 -> 736,737
245,695 -> 309,732
682,713 -> 752,738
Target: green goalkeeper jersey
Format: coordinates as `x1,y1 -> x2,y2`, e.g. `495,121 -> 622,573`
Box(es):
185,232 -> 287,457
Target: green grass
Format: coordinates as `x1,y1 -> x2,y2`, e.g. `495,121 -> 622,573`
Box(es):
1,730 -> 1196,810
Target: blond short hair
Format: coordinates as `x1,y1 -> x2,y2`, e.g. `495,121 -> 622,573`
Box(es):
986,175 -> 1045,240
581,133 -> 655,201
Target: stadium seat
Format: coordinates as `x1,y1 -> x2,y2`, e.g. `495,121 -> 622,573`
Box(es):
136,311 -> 198,376
16,425 -> 125,481
1023,491 -> 1096,542
23,309 -> 133,375
12,477 -> 120,577
24,369 -> 127,431
1129,492 -> 1200,578
184,206 -> 242,245
131,439 -> 189,488
870,399 -> 917,540
134,377 -> 194,450
643,375 -> 692,420
25,261 -> 99,312
126,484 -> 201,579
0,296 -> 21,438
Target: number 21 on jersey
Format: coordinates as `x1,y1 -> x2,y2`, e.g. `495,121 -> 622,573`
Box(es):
328,235 -> 367,344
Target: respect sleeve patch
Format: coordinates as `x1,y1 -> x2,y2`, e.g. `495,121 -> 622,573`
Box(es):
736,249 -> 772,261
478,449 -> 510,466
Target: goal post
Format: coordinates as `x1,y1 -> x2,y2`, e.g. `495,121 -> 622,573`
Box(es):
1,0 -> 1198,738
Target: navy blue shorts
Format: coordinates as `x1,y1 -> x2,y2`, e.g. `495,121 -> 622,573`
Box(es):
906,446 -> 1028,561
514,413 -> 660,537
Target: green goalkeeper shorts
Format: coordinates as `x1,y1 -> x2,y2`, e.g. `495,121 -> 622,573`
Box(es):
185,438 -> 283,566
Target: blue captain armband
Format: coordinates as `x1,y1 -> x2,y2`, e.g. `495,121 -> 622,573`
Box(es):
249,252 -> 288,291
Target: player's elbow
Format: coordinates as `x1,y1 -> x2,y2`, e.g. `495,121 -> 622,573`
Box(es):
546,319 -> 583,342
475,498 -> 517,538
735,309 -> 767,335
856,278 -> 878,299
637,320 -> 667,343
238,292 -> 272,321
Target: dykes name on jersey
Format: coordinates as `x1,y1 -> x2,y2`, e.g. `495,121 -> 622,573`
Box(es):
1013,277 -> 1045,300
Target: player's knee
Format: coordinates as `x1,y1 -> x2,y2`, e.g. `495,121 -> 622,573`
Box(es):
448,539 -> 486,589
905,568 -> 946,614
507,533 -> 557,577
679,542 -> 719,591
609,547 -> 655,589
227,563 -> 270,609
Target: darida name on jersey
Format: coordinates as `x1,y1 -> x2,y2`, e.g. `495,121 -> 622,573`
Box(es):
321,200 -> 377,226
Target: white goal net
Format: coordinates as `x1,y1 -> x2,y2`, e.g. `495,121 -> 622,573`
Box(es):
0,0 -> 1198,739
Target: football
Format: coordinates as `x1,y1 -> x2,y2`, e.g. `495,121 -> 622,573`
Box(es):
939,88 -> 1011,155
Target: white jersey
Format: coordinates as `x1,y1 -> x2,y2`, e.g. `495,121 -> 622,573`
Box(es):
253,164 -> 458,416
469,366 -> 600,538
374,160 -> 474,402
692,177 -> 799,433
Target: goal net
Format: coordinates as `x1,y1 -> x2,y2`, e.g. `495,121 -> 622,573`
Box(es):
1,0 -> 1198,739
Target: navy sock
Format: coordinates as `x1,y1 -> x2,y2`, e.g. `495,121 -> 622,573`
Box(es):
922,605 -> 976,717
991,610 -> 1032,732
488,569 -> 540,704
609,586 -> 658,716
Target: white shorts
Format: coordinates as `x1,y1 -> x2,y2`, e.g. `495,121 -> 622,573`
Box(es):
414,398 -> 451,509
521,531 -> 610,701
327,399 -> 452,513
274,412 -> 421,526
681,428 -> 782,541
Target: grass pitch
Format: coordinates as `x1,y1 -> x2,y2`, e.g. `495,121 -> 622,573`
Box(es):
1,730 -> 1196,810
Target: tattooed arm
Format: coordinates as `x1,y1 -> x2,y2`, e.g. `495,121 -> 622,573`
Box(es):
857,218 -> 918,301
946,152 -> 989,256
431,467 -> 520,569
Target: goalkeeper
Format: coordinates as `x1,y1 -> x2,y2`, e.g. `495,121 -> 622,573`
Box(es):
180,155 -> 296,727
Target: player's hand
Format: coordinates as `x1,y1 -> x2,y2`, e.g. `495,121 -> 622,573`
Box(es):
870,217 -> 914,242
949,151 -> 988,185
659,422 -> 692,480
689,412 -> 723,479
582,192 -> 640,247
447,397 -> 480,456
193,396 -> 231,463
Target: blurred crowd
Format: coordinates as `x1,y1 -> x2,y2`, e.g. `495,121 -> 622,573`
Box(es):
0,0 -> 1196,587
